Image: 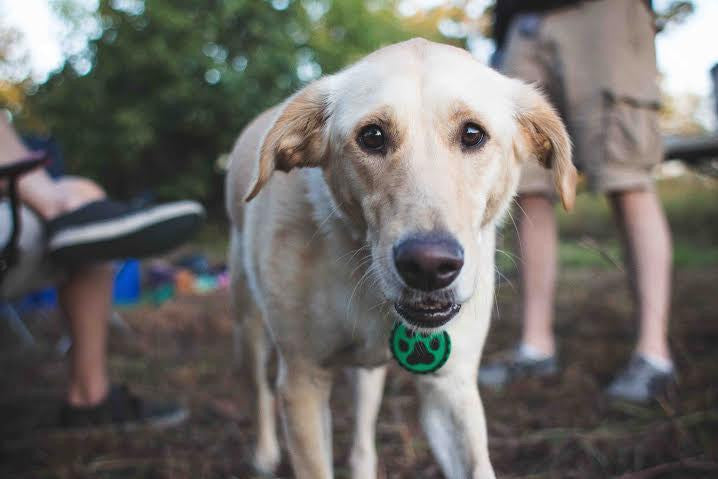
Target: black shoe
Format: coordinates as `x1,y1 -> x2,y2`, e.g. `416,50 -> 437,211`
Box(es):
59,385 -> 188,431
606,355 -> 677,403
47,199 -> 204,264
478,347 -> 558,388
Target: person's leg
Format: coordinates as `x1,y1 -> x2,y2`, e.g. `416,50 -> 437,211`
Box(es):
50,177 -> 111,406
478,192 -> 558,387
55,176 -> 107,210
478,10 -> 562,384
52,179 -> 188,426
59,264 -> 113,407
496,6 -> 561,358
49,177 -> 190,428
517,194 -> 558,356
0,115 -> 72,219
609,190 -> 672,361
57,258 -> 189,428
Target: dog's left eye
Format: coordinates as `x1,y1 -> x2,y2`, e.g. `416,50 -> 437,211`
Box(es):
461,123 -> 486,148
358,125 -> 385,152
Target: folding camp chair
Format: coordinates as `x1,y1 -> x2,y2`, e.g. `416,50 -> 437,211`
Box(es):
0,152 -> 48,346
0,152 -> 47,280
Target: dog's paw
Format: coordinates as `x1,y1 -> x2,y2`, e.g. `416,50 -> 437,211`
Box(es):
350,444 -> 378,479
251,442 -> 281,477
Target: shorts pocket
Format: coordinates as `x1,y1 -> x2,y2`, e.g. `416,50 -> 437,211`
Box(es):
602,90 -> 663,169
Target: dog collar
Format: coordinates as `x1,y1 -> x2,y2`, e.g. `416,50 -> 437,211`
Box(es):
389,323 -> 451,374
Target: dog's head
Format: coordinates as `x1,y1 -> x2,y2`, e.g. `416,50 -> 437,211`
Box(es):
244,38 -> 576,330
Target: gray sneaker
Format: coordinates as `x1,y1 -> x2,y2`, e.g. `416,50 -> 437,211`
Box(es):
59,384 -> 189,431
606,355 -> 677,403
478,348 -> 558,388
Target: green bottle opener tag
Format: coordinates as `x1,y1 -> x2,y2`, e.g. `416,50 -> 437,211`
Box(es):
390,323 -> 451,374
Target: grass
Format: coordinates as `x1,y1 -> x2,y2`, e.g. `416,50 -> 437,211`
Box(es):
496,172 -> 718,272
557,172 -> 718,242
189,220 -> 230,264
3,271 -> 717,478
203,171 -> 718,272
192,171 -> 718,274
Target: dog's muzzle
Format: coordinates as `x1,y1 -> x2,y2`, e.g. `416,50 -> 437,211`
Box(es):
392,232 -> 463,328
394,301 -> 461,328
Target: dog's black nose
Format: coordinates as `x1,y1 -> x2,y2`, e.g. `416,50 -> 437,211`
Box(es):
393,234 -> 464,291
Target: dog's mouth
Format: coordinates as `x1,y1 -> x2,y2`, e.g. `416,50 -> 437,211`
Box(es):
394,300 -> 461,329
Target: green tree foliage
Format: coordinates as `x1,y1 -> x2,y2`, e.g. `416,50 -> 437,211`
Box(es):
19,0 -> 695,211
21,0 -> 445,209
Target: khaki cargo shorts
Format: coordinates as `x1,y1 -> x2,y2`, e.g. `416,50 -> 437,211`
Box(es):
500,0 -> 663,195
0,201 -> 61,300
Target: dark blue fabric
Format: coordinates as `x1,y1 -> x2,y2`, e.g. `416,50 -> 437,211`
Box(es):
22,135 -> 65,178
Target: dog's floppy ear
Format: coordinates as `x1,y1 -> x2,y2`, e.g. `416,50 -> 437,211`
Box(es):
514,84 -> 577,210
244,79 -> 332,202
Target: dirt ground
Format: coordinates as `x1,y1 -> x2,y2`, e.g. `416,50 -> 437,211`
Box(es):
1,267 -> 717,479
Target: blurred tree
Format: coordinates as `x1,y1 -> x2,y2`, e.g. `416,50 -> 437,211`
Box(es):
418,0 -> 696,48
0,22 -> 26,81
660,91 -> 709,136
11,0 -> 697,210
0,20 -> 31,112
655,0 -> 695,32
15,0 -> 446,210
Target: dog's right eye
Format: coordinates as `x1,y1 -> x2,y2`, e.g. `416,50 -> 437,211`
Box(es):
358,125 -> 385,152
461,122 -> 487,148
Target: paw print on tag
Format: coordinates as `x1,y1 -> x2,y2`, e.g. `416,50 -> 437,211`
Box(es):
390,323 -> 451,374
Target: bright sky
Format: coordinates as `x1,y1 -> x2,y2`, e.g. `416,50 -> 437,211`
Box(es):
655,0 -> 718,98
0,0 -> 66,81
1,0 -> 717,100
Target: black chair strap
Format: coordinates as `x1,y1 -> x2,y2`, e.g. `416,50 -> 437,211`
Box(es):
0,154 -> 48,284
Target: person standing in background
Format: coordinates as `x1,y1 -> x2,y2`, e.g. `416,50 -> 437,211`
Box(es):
479,0 -> 675,402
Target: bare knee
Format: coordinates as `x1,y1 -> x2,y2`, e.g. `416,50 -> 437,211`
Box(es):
55,176 -> 106,210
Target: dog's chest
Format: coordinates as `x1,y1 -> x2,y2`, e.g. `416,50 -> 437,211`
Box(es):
302,281 -> 393,368
325,308 -> 394,369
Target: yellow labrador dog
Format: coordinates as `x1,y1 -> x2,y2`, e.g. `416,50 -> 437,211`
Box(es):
226,38 -> 575,479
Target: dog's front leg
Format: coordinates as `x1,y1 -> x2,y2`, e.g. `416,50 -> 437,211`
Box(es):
277,358 -> 334,479
415,370 -> 495,479
243,313 -> 280,475
349,365 -> 387,479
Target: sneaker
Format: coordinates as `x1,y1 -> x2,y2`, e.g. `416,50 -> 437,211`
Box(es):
478,346 -> 558,388
605,354 -> 677,403
59,384 -> 188,430
47,199 -> 204,264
